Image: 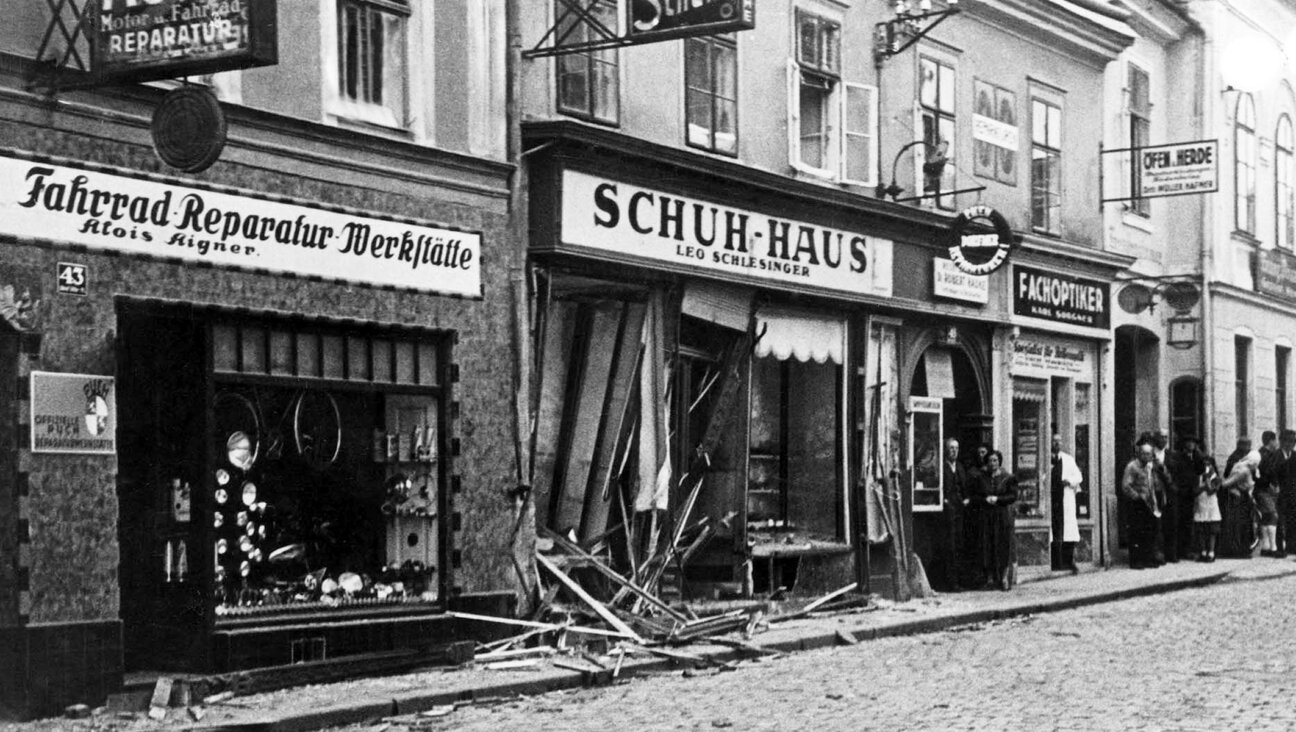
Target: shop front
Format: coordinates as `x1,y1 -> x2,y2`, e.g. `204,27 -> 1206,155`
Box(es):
0,128 -> 519,716
522,123 -> 966,602
1006,262 -> 1115,570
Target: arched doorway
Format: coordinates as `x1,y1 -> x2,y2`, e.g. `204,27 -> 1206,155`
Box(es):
905,336 -> 990,591
1113,325 -> 1161,553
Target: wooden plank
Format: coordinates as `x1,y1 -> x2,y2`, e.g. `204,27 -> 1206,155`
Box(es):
553,305 -> 620,534
533,301 -> 578,529
582,302 -> 648,539
803,582 -> 859,612
445,611 -> 634,639
541,527 -> 688,623
536,552 -> 643,642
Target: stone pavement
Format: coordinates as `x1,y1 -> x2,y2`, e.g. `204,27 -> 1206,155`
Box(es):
6,557 -> 1295,731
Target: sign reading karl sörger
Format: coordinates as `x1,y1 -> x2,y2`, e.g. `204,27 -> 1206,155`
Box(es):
1013,264 -> 1110,329
31,371 -> 116,455
0,154 -> 481,297
95,0 -> 278,82
561,170 -> 893,298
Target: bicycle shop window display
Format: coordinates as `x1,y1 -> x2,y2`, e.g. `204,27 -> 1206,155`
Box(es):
210,322 -> 446,616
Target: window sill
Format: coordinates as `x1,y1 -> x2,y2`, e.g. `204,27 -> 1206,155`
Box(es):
557,109 -> 621,129
1121,210 -> 1154,233
1231,230 -> 1261,247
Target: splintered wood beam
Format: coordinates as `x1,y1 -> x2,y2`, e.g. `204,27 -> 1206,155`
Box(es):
542,528 -> 688,623
554,305 -> 620,535
803,582 -> 859,612
445,611 -> 634,639
536,552 -> 643,642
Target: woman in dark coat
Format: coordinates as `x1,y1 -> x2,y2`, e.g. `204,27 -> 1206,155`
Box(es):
967,450 -> 1018,590
1219,449 -> 1259,558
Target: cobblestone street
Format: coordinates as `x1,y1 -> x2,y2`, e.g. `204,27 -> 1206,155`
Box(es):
374,563 -> 1296,731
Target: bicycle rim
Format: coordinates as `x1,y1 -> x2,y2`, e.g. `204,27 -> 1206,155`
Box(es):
293,390 -> 342,467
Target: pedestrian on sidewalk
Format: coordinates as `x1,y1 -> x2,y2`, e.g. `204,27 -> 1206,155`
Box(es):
969,449 -> 1017,590
1194,455 -> 1222,562
1121,437 -> 1164,569
1276,430 -> 1296,556
1050,434 -> 1083,574
1256,430 -> 1283,557
1222,448 -> 1262,558
1164,434 -> 1204,561
941,437 -> 971,592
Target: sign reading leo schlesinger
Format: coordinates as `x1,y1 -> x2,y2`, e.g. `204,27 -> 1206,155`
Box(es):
0,153 -> 482,297
561,170 -> 893,299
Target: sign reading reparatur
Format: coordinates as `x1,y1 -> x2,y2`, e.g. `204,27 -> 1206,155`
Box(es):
31,371 -> 116,455
560,169 -> 893,298
0,152 -> 481,297
94,0 -> 278,83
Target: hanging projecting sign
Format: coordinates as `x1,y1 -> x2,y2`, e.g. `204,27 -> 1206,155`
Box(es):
31,372 -> 116,455
0,153 -> 482,297
947,205 -> 1014,276
629,0 -> 755,42
1135,140 -> 1218,199
1013,265 -> 1111,329
560,169 -> 893,298
94,0 -> 278,83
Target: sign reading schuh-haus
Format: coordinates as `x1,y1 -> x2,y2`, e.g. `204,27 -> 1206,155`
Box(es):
560,170 -> 893,299
1013,264 -> 1110,329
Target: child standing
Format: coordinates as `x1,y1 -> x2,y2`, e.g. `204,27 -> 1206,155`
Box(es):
1195,456 -> 1223,562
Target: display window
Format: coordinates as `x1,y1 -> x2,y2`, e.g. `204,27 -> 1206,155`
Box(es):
208,322 -> 447,617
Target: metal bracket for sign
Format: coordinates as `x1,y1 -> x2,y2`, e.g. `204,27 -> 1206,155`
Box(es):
524,0 -> 635,59
29,0 -> 95,93
1099,139 -> 1220,206
890,185 -> 986,204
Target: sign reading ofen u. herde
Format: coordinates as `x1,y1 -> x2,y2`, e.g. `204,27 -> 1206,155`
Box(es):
0,153 -> 482,297
560,170 -> 893,298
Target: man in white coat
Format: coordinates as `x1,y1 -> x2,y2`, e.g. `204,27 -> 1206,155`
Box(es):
1051,433 -> 1083,573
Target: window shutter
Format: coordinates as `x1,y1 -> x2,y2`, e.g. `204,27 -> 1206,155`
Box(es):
841,82 -> 878,187
788,59 -> 805,172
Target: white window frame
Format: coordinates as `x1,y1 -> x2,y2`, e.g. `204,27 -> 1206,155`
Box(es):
916,54 -> 957,210
786,7 -> 876,187
323,0 -> 419,132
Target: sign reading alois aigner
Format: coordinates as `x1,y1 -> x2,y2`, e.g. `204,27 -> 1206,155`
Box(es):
560,170 -> 893,299
0,153 -> 482,297
94,0 -> 278,82
1013,264 -> 1110,329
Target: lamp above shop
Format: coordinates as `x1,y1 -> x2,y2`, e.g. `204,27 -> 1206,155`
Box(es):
873,0 -> 961,67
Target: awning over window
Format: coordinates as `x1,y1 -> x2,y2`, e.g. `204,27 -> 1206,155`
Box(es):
1013,377 -> 1048,403
754,307 -> 846,364
681,281 -> 754,331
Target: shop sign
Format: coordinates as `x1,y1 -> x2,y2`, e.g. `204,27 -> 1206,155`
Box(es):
560,170 -> 892,298
1255,248 -> 1296,300
1013,265 -> 1110,329
629,0 -> 755,43
31,371 -> 116,455
947,205 -> 1013,276
94,0 -> 278,83
1135,139 -> 1218,199
1010,337 -> 1089,378
0,154 -> 482,297
932,258 -> 989,304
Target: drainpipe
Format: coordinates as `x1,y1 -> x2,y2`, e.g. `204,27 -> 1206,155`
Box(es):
1198,29 -> 1215,456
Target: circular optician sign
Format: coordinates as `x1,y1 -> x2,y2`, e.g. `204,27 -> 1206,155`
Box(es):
948,205 -> 1015,276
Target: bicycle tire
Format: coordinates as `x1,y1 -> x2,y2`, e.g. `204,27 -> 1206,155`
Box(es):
214,390 -> 261,470
293,389 -> 342,468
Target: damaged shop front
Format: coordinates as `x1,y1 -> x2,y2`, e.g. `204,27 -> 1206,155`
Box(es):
522,124 -> 955,603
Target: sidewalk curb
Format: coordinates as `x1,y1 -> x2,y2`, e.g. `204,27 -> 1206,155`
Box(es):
248,569 -> 1236,732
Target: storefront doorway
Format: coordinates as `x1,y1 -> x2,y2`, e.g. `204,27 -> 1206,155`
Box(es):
1113,325 -> 1160,553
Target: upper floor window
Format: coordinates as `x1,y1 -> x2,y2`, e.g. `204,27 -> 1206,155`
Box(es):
1235,93 -> 1257,235
337,0 -> 409,127
919,56 -> 956,209
685,35 -> 738,156
1128,64 -> 1151,217
556,0 -> 619,124
1277,115 -> 1294,249
786,10 -> 875,186
1030,97 -> 1062,235
972,80 -> 1017,186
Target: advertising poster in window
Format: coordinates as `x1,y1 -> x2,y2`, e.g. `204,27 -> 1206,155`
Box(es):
31,372 -> 116,455
1014,410 -> 1040,512
910,396 -> 943,511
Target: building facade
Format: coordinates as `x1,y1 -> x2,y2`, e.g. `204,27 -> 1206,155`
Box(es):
515,0 -> 1134,603
1,0 -> 522,720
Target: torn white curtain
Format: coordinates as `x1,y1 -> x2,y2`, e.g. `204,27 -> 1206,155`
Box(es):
635,294 -> 672,512
754,307 -> 846,364
865,323 -> 899,544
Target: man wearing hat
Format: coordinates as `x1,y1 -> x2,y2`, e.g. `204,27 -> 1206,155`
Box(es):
1164,434 -> 1204,561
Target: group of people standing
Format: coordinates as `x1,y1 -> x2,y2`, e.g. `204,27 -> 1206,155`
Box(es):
942,438 -> 1021,592
1120,428 -> 1296,569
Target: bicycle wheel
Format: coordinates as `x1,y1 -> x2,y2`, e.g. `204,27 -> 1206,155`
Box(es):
293,389 -> 342,469
214,390 -> 260,470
